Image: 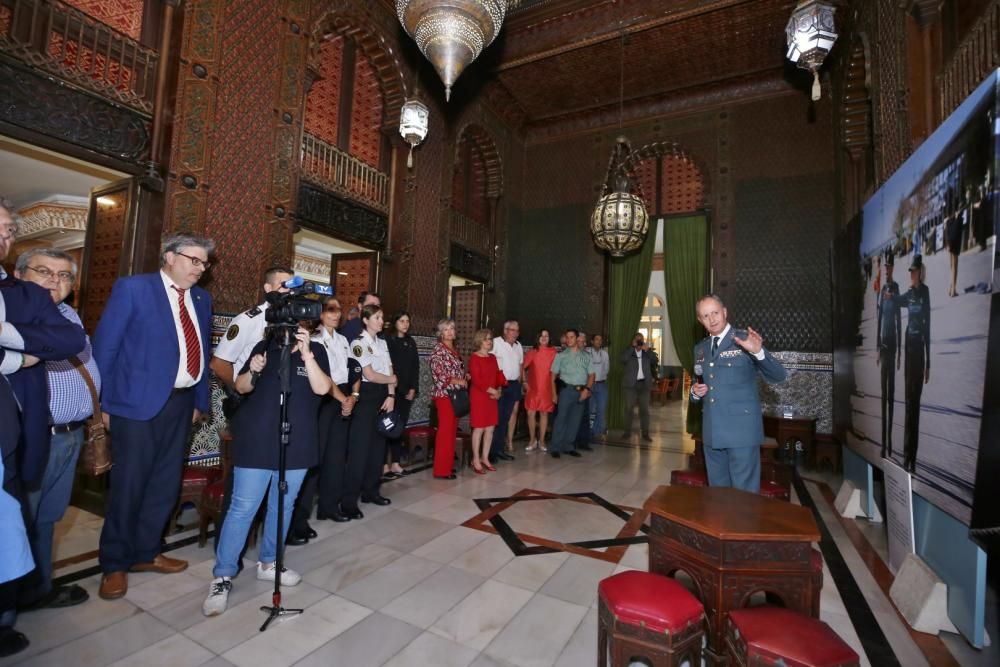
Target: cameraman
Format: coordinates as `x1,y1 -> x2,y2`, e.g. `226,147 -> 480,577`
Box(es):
210,266 -> 294,392
202,325 -> 330,617
620,332 -> 658,442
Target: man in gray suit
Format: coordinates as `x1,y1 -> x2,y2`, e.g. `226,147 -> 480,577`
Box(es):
620,332 -> 659,442
690,294 -> 786,492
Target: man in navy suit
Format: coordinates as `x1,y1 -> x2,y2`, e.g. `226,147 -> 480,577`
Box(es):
0,202 -> 87,489
690,294 -> 787,493
93,233 -> 215,600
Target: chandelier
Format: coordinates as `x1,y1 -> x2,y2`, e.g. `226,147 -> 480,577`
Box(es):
591,137 -> 649,258
396,0 -> 513,101
785,0 -> 838,101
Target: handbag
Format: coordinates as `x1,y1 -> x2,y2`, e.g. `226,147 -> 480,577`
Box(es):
70,356 -> 112,475
447,386 -> 470,418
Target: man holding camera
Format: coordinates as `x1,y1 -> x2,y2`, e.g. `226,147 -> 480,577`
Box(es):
620,332 -> 658,442
94,234 -> 214,601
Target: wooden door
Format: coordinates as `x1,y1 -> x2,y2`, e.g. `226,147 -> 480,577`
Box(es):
450,284 -> 484,359
78,178 -> 142,335
331,251 -> 379,305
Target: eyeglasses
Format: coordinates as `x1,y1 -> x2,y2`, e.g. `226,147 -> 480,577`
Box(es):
175,251 -> 211,270
323,305 -> 341,312
26,266 -> 75,283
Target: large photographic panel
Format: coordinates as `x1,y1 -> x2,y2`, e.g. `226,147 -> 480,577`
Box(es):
839,70 -> 998,523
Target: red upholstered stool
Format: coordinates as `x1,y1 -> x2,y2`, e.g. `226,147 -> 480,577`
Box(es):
598,571 -> 705,667
403,426 -> 436,466
759,479 -> 790,501
725,607 -> 859,667
670,468 -> 708,487
171,464 -> 222,530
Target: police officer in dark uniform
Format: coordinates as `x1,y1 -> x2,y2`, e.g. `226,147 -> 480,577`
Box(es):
901,256 -> 930,473
876,253 -> 901,458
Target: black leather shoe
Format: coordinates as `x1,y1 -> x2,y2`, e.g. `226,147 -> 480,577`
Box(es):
305,527 -> 318,539
566,450 -> 582,457
329,511 -> 350,522
0,628 -> 29,658
19,584 -> 89,611
434,473 -> 458,480
550,452 -> 561,459
361,495 -> 391,506
286,532 -> 310,546
641,433 -> 653,442
497,452 -> 515,461
344,507 -> 364,520
577,443 -> 593,451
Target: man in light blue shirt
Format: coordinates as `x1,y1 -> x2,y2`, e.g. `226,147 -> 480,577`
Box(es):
548,329 -> 594,458
14,248 -> 99,611
587,334 -> 610,440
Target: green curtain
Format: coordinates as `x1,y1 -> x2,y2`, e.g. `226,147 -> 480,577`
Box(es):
661,214 -> 708,434
606,231 -> 656,431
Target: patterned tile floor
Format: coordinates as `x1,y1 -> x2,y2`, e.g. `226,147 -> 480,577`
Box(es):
4,400 -> 995,667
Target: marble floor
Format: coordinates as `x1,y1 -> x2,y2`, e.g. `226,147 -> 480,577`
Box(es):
2,401 -> 994,667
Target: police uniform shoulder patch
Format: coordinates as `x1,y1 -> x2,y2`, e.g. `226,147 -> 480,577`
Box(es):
246,306 -> 262,318
226,324 -> 240,341
352,344 -> 363,357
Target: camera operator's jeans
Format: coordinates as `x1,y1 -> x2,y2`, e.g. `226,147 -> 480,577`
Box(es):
213,466 -> 307,578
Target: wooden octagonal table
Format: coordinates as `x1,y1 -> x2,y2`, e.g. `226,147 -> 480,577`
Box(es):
643,485 -> 822,666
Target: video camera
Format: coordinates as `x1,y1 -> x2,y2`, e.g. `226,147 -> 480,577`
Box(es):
264,275 -> 335,327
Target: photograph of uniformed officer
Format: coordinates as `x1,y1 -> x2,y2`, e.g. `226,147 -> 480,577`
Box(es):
901,256 -> 930,473
690,294 -> 787,493
875,253 -> 901,459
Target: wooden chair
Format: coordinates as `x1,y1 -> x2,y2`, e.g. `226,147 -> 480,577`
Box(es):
651,378 -> 679,405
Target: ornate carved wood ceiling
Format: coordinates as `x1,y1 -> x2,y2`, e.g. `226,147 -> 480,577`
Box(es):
490,0 -> 799,123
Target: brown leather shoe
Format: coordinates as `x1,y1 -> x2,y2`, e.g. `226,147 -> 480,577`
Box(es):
130,554 -> 189,574
99,571 -> 127,600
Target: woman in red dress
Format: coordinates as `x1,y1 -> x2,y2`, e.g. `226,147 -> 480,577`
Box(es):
522,329 -> 556,452
468,329 -> 506,473
429,319 -> 466,479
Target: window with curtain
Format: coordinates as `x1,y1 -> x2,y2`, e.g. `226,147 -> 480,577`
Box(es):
638,294 -> 665,360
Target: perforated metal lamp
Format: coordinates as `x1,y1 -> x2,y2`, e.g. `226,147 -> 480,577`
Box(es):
590,137 -> 649,258
396,0 -> 512,101
785,0 -> 838,101
399,97 -> 429,168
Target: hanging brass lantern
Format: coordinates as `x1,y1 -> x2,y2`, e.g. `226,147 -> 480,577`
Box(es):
396,0 -> 508,101
591,137 -> 649,257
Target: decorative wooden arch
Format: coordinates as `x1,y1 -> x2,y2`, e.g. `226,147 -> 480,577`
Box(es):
624,140 -> 709,213
310,8 -> 408,126
454,123 -> 504,199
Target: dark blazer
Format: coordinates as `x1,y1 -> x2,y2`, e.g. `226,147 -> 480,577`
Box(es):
691,328 -> 787,449
620,345 -> 659,388
1,276 -> 86,485
386,334 -> 420,397
1,376 -> 21,488
94,272 -> 213,420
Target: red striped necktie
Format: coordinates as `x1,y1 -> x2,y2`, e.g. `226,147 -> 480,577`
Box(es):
171,286 -> 201,380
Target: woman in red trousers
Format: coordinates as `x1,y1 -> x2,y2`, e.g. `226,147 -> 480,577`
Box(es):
429,318 -> 466,479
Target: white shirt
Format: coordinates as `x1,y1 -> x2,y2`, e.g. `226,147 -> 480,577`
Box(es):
491,336 -> 523,381
159,270 -> 205,388
314,326 -> 350,384
0,266 -> 26,375
588,347 -> 609,381
635,349 -> 645,380
213,302 -> 270,373
352,329 -> 392,381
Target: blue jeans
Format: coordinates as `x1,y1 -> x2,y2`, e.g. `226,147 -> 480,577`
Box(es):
590,381 -> 608,437
213,467 -> 306,578
550,386 -> 586,453
25,427 -> 84,597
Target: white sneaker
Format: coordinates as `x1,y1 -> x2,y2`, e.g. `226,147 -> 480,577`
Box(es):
256,561 -> 302,586
202,577 -> 232,616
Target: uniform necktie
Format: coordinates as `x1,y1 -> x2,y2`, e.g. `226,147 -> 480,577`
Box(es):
172,286 -> 201,379
711,336 -> 719,355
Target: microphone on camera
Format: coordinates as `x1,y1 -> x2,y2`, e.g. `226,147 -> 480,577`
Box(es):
693,363 -> 703,385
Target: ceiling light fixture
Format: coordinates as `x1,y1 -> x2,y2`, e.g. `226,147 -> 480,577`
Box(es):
785,0 -> 839,101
